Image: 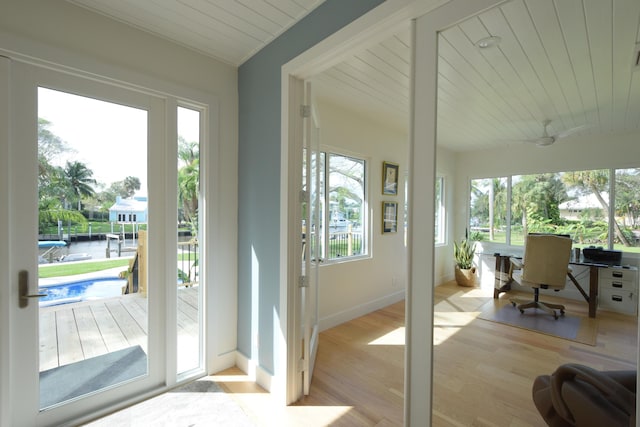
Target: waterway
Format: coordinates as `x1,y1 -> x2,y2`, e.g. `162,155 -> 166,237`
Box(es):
39,239 -> 134,263
39,235 -> 194,263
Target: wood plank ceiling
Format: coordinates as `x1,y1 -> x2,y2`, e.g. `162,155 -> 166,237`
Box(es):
68,0 -> 640,152
68,0 -> 327,66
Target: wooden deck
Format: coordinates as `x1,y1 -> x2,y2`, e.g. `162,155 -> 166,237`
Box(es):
39,287 -> 199,371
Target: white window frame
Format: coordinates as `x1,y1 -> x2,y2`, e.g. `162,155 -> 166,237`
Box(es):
435,175 -> 445,246
321,149 -> 370,264
468,168 -> 640,250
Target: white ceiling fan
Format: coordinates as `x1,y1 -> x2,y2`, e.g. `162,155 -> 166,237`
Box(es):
523,119 -> 585,147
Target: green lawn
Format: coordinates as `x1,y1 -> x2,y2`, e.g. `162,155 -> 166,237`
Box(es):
38,258 -> 131,278
39,252 -> 197,278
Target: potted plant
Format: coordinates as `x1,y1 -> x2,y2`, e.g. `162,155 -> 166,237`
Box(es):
454,238 -> 477,287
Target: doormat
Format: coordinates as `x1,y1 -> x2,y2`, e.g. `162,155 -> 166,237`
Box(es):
40,345 -> 147,409
478,299 -> 597,346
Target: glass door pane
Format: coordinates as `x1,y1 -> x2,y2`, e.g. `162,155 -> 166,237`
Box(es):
37,87 -> 149,409
301,82 -> 319,394
176,106 -> 202,374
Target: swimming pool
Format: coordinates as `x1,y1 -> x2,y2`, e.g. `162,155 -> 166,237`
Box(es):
39,277 -> 127,307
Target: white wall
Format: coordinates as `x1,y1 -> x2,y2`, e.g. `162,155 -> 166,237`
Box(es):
434,145 -> 457,285
315,98 -> 408,330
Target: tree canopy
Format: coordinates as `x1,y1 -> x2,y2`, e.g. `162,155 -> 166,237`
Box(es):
178,136 -> 199,230
470,169 -> 640,248
37,117 -> 143,230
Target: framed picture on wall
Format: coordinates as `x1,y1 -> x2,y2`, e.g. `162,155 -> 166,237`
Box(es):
382,201 -> 398,233
382,161 -> 399,195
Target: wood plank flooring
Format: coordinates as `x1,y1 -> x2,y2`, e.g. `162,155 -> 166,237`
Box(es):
215,281 -> 638,426
39,287 -> 199,371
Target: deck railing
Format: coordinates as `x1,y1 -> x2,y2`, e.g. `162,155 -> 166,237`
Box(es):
329,227 -> 363,258
178,239 -> 199,286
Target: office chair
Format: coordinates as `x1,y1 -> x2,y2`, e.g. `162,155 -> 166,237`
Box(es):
509,234 -> 572,319
532,363 -> 636,427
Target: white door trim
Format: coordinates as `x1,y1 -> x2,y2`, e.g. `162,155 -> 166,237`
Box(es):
0,54 -> 12,427
0,49 -> 225,425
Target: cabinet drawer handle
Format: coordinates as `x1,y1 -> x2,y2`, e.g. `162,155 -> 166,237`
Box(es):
612,271 -> 623,278
612,295 -> 623,302
612,282 -> 623,288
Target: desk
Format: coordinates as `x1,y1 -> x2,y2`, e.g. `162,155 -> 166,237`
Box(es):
492,254 -> 513,299
567,258 -> 609,318
492,253 -> 625,319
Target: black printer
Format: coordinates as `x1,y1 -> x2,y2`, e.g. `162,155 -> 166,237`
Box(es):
581,246 -> 622,264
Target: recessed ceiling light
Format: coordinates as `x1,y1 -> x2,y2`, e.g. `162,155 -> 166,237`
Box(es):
475,36 -> 502,49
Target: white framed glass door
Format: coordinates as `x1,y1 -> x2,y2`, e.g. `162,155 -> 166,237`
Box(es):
301,82 -> 320,395
6,60 -> 169,426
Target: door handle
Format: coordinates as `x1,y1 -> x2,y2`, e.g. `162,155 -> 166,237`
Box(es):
19,270 -> 46,308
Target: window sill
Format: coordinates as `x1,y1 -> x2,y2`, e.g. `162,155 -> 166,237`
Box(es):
321,254 -> 372,266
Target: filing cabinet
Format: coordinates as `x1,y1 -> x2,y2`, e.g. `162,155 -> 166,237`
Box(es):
598,266 -> 638,315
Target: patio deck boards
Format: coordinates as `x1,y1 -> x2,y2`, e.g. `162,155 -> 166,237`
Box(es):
39,287 -> 199,371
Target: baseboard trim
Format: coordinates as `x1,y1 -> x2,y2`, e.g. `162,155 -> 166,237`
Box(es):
226,290 -> 407,394
436,273 -> 454,286
209,350 -> 236,375
234,351 -> 273,393
319,290 -> 406,332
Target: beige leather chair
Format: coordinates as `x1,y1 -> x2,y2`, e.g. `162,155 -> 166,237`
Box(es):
509,234 -> 572,319
532,363 -> 636,427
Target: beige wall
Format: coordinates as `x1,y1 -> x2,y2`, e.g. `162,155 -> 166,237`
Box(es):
434,145 -> 457,284
315,98 -> 408,330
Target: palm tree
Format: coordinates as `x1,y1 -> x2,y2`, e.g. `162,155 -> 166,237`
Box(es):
488,178 -> 508,241
178,138 -> 199,228
64,161 -> 96,211
37,118 -> 88,233
38,197 -> 87,229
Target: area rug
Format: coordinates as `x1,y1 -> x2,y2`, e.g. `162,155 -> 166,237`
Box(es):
84,377 -> 255,426
478,298 -> 597,346
40,345 -> 147,408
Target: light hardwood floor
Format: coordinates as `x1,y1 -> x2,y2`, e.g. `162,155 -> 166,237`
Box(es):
215,281 -> 638,426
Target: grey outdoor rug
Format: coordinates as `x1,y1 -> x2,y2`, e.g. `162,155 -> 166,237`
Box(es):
40,345 -> 147,409
41,345 -> 254,426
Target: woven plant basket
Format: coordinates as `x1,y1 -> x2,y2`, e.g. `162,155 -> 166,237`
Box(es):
455,265 -> 477,287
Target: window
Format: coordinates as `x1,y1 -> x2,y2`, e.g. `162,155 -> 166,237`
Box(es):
470,177 -> 507,243
435,176 -> 445,244
558,169 -> 610,246
614,168 -> 640,248
176,105 -> 203,375
511,172 -> 570,245
470,168 -> 640,252
325,152 -> 367,260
